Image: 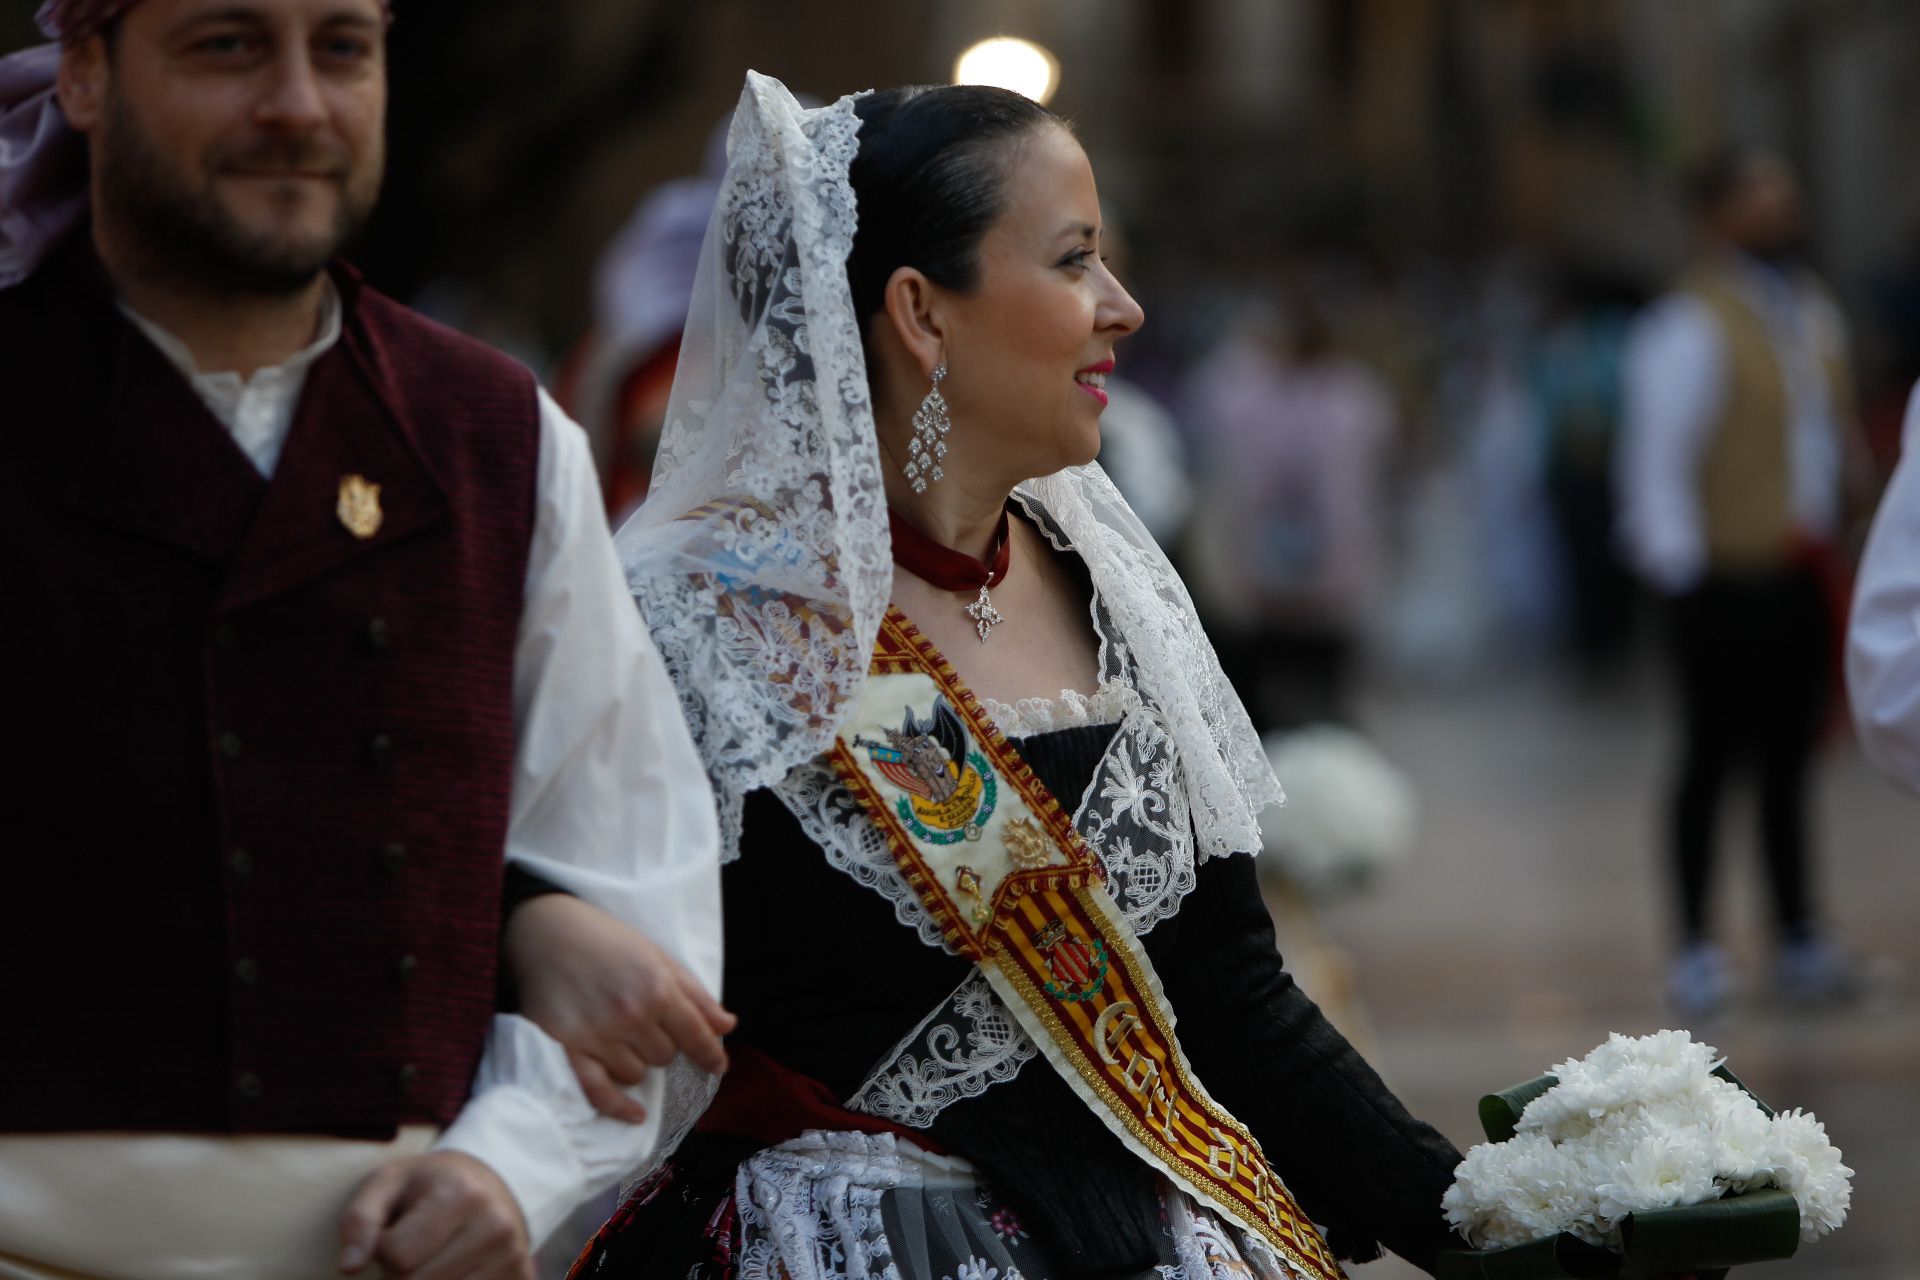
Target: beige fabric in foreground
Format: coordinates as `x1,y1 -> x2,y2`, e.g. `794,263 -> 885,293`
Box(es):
0,1127 -> 436,1280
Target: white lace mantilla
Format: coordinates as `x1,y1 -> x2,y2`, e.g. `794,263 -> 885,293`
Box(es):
617,76 -> 1280,876
615,70 -> 1285,1146
616,76 -> 890,862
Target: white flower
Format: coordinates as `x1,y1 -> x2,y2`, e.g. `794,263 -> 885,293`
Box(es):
1519,1031 -> 1722,1142
1445,1135 -> 1602,1249
1592,1130 -> 1722,1222
1257,726 -> 1417,898
1442,1031 -> 1850,1256
1703,1083 -> 1777,1190
1764,1109 -> 1854,1241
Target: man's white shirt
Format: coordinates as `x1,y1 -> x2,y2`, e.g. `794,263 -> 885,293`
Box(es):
1848,380 -> 1920,794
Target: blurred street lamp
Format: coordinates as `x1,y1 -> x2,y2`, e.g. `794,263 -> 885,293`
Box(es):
954,36 -> 1060,105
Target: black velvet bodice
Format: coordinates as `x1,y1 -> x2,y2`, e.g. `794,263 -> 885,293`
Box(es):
719,722 -> 1465,1277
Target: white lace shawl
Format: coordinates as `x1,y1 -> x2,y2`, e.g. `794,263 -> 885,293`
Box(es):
615,72 -> 1280,868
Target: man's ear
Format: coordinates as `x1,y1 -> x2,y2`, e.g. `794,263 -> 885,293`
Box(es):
879,265 -> 949,380
56,37 -> 109,133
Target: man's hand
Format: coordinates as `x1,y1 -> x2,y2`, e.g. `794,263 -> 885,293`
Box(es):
337,1151 -> 531,1279
504,893 -> 736,1122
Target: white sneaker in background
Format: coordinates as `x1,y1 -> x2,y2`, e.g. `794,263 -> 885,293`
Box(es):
1666,942 -> 1734,1020
1776,934 -> 1861,1005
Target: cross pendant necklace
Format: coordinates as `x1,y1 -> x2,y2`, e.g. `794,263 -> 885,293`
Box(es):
888,506 -> 1013,643
965,583 -> 1004,643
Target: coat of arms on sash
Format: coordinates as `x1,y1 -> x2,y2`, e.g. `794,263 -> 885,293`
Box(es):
853,697 -> 997,844
1033,918 -> 1108,1002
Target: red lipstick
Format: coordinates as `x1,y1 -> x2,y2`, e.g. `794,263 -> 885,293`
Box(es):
1074,359 -> 1113,407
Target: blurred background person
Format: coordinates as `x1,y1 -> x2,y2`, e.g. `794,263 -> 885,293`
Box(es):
1089,205 -> 1193,547
1184,293 -> 1398,731
1615,146 -> 1859,1018
1529,261 -> 1646,682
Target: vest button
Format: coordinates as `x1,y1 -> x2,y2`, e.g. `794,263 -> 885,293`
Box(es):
396,1063 -> 419,1094
235,1072 -> 264,1101
366,617 -> 390,650
212,622 -> 236,651
218,732 -> 243,759
226,848 -> 252,877
369,734 -> 394,767
381,842 -> 407,873
395,954 -> 417,981
234,957 -> 259,985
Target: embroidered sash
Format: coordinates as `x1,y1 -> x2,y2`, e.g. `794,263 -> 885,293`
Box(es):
830,609 -> 1343,1280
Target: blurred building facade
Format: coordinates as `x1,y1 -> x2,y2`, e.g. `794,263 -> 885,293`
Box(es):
7,0 -> 1912,360
7,0 -> 1917,387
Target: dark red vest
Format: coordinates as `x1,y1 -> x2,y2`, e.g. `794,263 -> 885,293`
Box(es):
0,239 -> 539,1138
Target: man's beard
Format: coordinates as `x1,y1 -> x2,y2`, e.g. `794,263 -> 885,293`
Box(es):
97,89 -> 380,297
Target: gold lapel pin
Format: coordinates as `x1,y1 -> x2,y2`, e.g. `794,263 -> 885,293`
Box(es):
336,474 -> 383,540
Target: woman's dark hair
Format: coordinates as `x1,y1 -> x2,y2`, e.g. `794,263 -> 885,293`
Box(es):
844,85 -> 1065,330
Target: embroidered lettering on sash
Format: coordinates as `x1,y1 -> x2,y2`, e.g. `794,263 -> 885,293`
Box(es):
830,609 -> 1344,1280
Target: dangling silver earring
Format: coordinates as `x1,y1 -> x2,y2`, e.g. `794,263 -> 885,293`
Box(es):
904,362 -> 951,494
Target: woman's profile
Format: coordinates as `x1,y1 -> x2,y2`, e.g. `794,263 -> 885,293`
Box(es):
569,72 -> 1467,1280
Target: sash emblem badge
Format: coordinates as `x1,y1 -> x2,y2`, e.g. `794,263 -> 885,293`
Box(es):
1034,918 -> 1109,1003
856,697 -> 997,844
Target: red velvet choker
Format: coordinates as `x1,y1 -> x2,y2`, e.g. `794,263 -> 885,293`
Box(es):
888,505 -> 1011,642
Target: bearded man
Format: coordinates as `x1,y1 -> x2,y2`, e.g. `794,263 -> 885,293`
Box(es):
0,2 -> 731,1277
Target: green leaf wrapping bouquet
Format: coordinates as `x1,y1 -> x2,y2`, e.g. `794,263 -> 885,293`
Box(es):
1436,1031 -> 1850,1279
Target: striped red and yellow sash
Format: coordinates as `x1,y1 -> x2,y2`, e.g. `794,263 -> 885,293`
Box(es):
829,609 -> 1343,1280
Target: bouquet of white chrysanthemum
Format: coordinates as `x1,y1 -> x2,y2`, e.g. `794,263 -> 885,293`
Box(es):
1257,725 -> 1417,900
1437,1031 -> 1850,1280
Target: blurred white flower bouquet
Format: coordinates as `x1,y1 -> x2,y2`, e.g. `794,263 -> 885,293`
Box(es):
1438,1031 -> 1850,1279
1257,725 -> 1417,899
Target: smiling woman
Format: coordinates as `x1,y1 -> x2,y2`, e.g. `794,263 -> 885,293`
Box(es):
566,71 -> 1473,1280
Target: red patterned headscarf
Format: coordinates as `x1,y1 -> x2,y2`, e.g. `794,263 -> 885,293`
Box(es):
36,0 -> 394,43
36,0 -> 142,42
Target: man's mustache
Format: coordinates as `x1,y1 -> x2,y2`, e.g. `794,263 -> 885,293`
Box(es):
212,137 -> 354,180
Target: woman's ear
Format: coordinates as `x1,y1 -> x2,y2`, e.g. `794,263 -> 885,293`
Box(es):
879,265 -> 948,378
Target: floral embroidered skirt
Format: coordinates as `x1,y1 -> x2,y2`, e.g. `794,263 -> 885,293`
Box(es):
567,1130 -> 1311,1280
